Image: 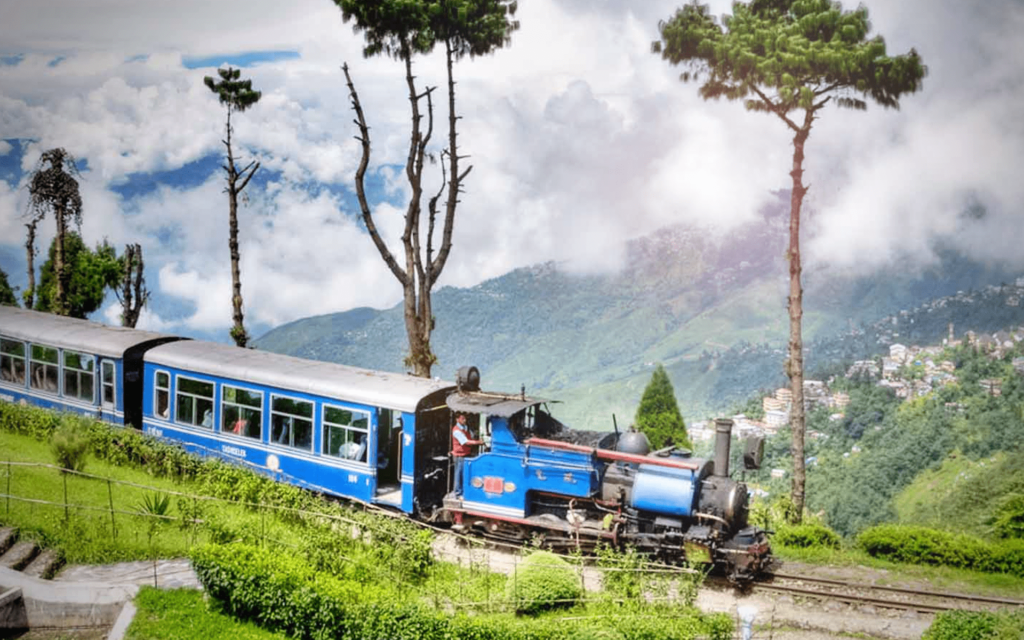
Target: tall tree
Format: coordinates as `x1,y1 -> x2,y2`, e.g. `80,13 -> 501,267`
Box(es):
653,0 -> 925,522
0,267 -> 17,307
204,67 -> 262,347
34,232 -> 121,319
28,148 -> 83,316
635,364 -> 691,450
116,243 -> 150,328
336,0 -> 518,377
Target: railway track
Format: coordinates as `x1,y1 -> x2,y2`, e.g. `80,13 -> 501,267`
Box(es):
749,571 -> 1024,614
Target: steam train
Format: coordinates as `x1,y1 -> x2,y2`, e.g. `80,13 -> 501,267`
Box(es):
0,306 -> 771,580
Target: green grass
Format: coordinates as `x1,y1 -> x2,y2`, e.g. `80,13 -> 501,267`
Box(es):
0,430 -> 304,564
127,587 -> 288,640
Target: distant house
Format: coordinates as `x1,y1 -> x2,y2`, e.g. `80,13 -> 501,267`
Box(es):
770,468 -> 786,479
889,343 -> 908,363
979,378 -> 1002,397
764,410 -> 788,430
1013,357 -> 1024,375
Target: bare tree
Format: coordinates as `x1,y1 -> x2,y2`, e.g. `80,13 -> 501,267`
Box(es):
336,0 -> 518,377
116,243 -> 150,328
28,148 -> 83,316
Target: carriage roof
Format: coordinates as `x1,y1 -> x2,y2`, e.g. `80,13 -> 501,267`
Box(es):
145,339 -> 456,413
0,307 -> 170,357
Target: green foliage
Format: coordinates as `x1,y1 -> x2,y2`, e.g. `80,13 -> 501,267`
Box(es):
34,232 -> 121,318
654,0 -> 926,114
204,67 -> 261,113
895,450 -> 1024,539
923,609 -> 1024,640
773,522 -> 840,549
635,364 -> 690,450
192,542 -> 731,640
51,421 -> 90,473
0,268 -> 16,307
335,0 -> 519,61
857,524 -> 1024,578
992,494 -> 1024,540
505,550 -> 582,615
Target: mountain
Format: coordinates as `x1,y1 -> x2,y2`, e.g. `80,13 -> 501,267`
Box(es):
255,196 -> 1024,429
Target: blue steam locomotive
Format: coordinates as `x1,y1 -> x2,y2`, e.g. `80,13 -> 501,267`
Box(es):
0,307 -> 771,579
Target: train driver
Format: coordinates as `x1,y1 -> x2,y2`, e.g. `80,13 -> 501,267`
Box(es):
451,413 -> 482,497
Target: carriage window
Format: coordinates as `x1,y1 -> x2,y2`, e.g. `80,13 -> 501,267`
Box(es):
223,385 -> 262,440
62,350 -> 95,403
175,376 -> 214,428
154,371 -> 170,419
270,395 -> 313,451
101,361 -> 116,408
0,338 -> 26,386
323,405 -> 369,464
29,344 -> 59,394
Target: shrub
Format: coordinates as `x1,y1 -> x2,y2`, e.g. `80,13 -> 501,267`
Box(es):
773,522 -> 841,549
991,493 -> 1024,539
857,524 -> 1024,578
51,421 -> 90,473
924,610 -> 1024,640
506,550 -> 582,615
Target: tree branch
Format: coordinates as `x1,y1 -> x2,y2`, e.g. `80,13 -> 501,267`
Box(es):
342,62 -> 408,287
750,85 -> 801,132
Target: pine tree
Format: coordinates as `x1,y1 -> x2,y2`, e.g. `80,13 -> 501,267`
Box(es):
653,0 -> 925,521
635,364 -> 691,450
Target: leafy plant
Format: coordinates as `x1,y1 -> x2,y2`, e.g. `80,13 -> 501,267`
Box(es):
773,523 -> 841,550
505,550 -> 582,615
992,493 -> 1024,539
51,420 -> 90,473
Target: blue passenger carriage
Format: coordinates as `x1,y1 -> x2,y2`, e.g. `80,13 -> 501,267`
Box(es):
0,307 -> 178,426
140,340 -> 456,513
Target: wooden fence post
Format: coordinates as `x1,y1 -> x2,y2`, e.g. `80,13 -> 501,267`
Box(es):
62,472 -> 69,522
5,459 -> 9,516
107,479 -> 117,539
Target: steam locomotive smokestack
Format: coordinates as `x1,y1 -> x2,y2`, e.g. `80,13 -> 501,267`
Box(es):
714,418 -> 734,478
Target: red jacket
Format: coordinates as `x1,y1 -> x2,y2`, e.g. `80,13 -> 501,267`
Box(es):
452,424 -> 477,457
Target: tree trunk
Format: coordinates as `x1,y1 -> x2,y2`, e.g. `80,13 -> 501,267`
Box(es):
225,109 -> 248,348
787,117 -> 812,524
24,221 -> 38,309
120,243 -> 146,328
55,203 -> 68,316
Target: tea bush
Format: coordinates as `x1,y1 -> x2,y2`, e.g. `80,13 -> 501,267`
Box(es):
923,609 -> 1024,640
505,550 -> 582,615
857,524 -> 1024,578
773,522 -> 841,549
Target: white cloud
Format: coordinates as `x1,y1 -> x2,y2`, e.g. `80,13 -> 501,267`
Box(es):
1,0 -> 1023,339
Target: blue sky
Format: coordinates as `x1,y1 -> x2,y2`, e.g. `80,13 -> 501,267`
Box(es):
2,0 -> 1023,343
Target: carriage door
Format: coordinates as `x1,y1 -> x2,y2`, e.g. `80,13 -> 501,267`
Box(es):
100,360 -> 116,414
374,408 -> 402,503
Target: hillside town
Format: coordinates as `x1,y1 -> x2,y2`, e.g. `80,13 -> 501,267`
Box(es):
687,323 -> 1024,451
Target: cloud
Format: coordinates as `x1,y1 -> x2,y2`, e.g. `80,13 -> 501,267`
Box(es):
1,0 -> 1023,340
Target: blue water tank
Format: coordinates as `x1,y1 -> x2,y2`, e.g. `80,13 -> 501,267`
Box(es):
630,464 -> 699,517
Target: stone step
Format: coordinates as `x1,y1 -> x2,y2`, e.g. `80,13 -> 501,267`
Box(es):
22,548 -> 62,580
0,540 -> 38,571
0,527 -> 16,556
